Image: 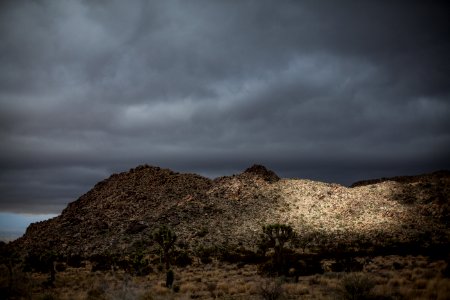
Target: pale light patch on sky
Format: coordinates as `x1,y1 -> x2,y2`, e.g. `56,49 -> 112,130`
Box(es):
0,212 -> 58,241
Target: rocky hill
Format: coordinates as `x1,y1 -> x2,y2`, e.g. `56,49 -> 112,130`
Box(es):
11,165 -> 450,258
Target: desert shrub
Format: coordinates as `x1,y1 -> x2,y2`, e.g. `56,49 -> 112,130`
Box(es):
206,282 -> 217,298
176,240 -> 189,250
23,250 -> 58,286
115,258 -> 130,271
86,286 -> 107,300
331,257 -> 364,273
23,253 -> 46,273
392,261 -> 403,270
173,250 -> 192,267
128,251 -> 152,276
90,254 -> 116,272
218,244 -> 263,265
258,278 -> 284,300
195,245 -> 216,264
240,248 -> 263,265
0,265 -> 33,299
293,256 -> 324,277
292,229 -> 326,254
201,255 -> 213,264
216,244 -> 240,263
219,246 -> 242,263
259,260 -> 281,277
258,252 -> 322,278
125,221 -> 148,234
337,272 -> 375,300
66,254 -> 83,268
130,239 -> 149,254
55,262 -> 66,272
194,243 -> 263,265
38,293 -> 59,300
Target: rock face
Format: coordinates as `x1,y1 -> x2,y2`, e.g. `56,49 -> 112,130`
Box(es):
12,165 -> 450,257
242,164 -> 280,183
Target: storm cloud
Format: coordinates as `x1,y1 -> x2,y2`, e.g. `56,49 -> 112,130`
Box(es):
1,0 -> 449,214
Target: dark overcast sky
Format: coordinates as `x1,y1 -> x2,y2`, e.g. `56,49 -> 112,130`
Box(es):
1,0 -> 449,214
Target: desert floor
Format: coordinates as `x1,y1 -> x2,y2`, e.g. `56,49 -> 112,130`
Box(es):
3,254 -> 450,300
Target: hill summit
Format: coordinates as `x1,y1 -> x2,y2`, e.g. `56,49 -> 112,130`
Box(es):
242,164 -> 280,182
12,165 -> 450,258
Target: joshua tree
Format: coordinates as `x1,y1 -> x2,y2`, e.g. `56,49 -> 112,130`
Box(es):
24,249 -> 57,286
152,225 -> 177,270
166,269 -> 174,288
40,250 -> 57,286
260,224 -> 296,272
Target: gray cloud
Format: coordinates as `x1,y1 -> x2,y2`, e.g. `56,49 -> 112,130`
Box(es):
0,0 -> 449,213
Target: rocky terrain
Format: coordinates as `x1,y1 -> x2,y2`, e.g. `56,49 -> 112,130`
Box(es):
11,165 -> 450,258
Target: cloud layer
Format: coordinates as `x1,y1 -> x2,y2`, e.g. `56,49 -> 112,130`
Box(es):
1,1 -> 449,213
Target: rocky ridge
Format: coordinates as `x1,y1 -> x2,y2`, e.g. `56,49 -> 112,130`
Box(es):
12,165 -> 450,257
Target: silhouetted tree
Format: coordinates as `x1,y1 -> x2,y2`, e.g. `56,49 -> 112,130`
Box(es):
153,225 -> 177,270
24,249 -> 58,286
40,251 -> 57,286
259,224 -> 296,273
166,269 -> 174,288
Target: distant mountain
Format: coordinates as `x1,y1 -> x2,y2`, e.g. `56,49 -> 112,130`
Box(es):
350,170 -> 450,187
11,165 -> 450,258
